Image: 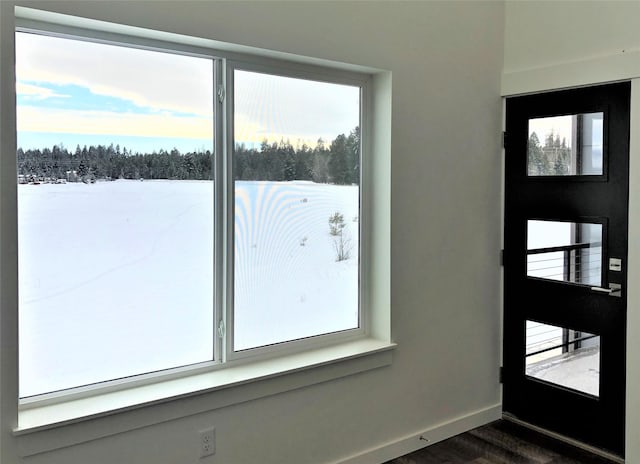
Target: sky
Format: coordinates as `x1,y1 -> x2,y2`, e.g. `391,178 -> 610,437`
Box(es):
16,31 -> 360,154
528,113 -> 603,149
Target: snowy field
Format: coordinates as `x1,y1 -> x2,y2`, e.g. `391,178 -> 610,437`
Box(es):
19,180 -> 358,397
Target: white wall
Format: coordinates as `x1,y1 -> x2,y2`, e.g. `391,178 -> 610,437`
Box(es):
504,1 -> 640,461
0,2 -> 505,463
504,1 -> 640,74
503,0 -> 640,95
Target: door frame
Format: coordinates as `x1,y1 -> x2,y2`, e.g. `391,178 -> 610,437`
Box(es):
502,46 -> 640,458
625,78 -> 640,463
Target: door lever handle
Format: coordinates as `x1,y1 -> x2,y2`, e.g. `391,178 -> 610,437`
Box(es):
590,284 -> 622,296
591,286 -> 616,293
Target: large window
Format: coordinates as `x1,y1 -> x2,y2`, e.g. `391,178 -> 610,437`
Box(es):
16,31 -> 365,400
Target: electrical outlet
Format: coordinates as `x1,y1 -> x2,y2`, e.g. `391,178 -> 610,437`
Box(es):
199,427 -> 216,458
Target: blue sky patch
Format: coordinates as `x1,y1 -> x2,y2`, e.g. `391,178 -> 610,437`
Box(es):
17,82 -> 196,118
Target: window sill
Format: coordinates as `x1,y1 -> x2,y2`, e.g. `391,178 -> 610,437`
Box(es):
14,338 -> 395,457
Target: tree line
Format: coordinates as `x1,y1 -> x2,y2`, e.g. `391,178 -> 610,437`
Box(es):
17,127 -> 360,185
18,144 -> 213,181
235,127 -> 359,184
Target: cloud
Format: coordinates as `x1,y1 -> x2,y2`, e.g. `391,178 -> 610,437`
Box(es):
17,82 -> 70,100
16,32 -> 213,118
528,115 -> 573,143
234,70 -> 360,145
18,106 -> 213,140
16,33 -> 360,147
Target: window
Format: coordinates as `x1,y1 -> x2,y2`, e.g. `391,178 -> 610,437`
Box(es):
527,219 -> 603,286
525,320 -> 600,397
232,69 -> 361,352
16,29 -> 368,401
527,112 -> 604,176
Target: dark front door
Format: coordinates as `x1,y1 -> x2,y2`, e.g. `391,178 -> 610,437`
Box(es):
503,82 -> 630,456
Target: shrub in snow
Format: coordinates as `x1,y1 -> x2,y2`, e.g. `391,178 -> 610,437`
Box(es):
328,212 -> 346,236
329,211 -> 352,261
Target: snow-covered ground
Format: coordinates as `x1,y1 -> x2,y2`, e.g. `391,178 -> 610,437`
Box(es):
18,180 -> 358,397
234,181 -> 358,350
526,346 -> 600,397
525,321 -> 599,396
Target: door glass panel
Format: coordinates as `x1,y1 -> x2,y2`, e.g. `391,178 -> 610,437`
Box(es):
526,320 -> 600,397
527,220 -> 603,286
528,112 -> 604,176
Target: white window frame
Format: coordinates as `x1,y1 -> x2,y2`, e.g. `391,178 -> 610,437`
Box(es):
9,8 -> 391,442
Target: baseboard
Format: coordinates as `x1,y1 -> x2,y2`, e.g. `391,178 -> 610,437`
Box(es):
334,403 -> 502,464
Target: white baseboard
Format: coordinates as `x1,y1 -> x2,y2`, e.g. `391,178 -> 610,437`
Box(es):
335,403 -> 502,464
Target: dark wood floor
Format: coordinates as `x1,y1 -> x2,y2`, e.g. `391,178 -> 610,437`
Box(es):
385,420 -> 617,464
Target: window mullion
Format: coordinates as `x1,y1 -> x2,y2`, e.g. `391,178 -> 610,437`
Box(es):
222,60 -> 236,362
213,57 -> 225,364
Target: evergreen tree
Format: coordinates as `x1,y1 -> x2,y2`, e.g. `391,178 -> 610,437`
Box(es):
527,132 -> 547,175
552,137 -> 571,175
328,134 -> 351,184
346,127 -> 360,185
311,138 -> 330,183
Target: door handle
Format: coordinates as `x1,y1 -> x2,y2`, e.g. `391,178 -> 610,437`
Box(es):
590,283 -> 622,297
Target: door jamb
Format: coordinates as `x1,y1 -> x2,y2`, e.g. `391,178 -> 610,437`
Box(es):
625,78 -> 640,462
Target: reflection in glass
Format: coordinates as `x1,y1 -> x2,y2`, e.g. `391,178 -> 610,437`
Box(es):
528,112 -> 604,176
526,320 -> 600,397
527,220 -> 602,286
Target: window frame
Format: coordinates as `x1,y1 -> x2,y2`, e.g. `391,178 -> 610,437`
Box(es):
14,13 -> 375,408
